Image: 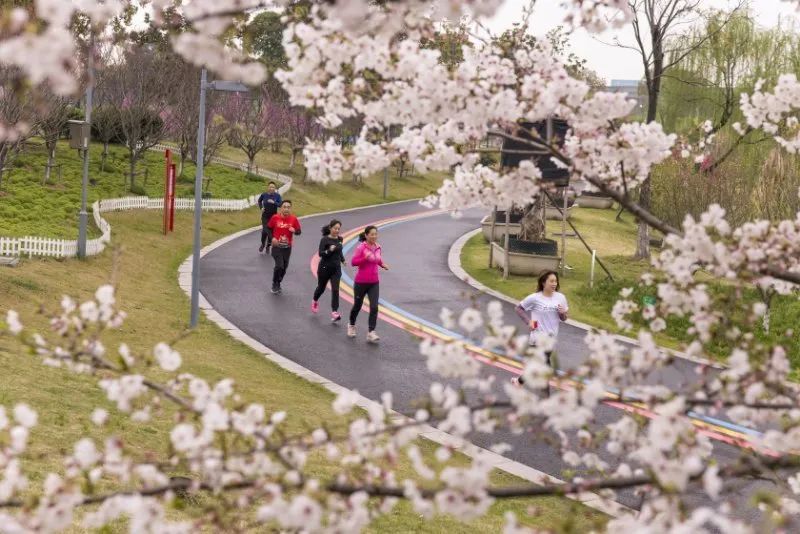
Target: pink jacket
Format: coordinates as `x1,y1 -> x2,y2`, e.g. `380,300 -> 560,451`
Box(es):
351,241 -> 383,284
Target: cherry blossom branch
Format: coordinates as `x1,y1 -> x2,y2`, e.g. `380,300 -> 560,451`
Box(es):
2,451 -> 794,512
330,453 -> 800,498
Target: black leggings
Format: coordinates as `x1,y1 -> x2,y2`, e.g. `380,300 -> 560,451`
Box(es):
350,282 -> 379,331
260,227 -> 272,247
313,264 -> 341,311
516,351 -> 552,385
271,246 -> 292,285
260,216 -> 273,247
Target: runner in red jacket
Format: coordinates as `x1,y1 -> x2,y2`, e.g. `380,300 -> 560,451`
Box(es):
267,200 -> 301,294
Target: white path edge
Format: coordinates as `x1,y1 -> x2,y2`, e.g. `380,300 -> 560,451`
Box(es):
177,200 -> 631,519
448,228 -> 725,370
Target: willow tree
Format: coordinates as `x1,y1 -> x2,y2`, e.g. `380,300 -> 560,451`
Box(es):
658,9 -> 791,135
624,0 -> 744,260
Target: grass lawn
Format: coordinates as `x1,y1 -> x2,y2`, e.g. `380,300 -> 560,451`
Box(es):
0,140 -> 277,239
461,206 -> 800,368
0,140 -> 442,240
461,207 -> 654,335
0,149 -> 606,531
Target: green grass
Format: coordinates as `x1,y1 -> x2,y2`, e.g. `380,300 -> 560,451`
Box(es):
0,140 -> 450,240
461,207 -> 800,367
0,139 -> 277,238
0,150 -> 605,531
462,207 -> 653,334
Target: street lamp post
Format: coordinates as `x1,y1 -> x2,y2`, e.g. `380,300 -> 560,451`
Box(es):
77,34 -> 94,259
190,68 -> 249,328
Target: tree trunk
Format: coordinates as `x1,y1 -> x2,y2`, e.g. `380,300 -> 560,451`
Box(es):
636,43 -> 663,261
0,151 -> 6,191
289,149 -> 297,169
129,157 -> 137,190
247,155 -> 255,175
635,177 -> 651,259
100,142 -> 109,172
519,196 -> 546,242
178,152 -> 186,178
45,146 -> 55,183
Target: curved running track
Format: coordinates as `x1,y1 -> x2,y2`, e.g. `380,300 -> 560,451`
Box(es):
200,200 -> 770,514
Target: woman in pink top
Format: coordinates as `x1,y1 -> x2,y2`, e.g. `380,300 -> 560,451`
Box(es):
348,225 -> 389,343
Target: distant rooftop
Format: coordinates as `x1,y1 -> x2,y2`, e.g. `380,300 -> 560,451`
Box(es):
609,79 -> 640,87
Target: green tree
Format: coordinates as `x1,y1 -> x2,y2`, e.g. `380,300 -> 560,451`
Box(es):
420,22 -> 471,70
660,9 -> 799,134
243,11 -> 287,72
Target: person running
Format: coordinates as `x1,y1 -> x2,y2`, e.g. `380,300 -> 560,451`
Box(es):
348,225 -> 388,343
257,182 -> 282,253
511,270 -> 569,391
267,200 -> 301,294
312,219 -> 345,322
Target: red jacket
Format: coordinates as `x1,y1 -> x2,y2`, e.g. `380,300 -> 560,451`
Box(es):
268,214 -> 301,247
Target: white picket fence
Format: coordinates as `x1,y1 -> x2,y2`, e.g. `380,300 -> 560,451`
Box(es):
0,163 -> 292,259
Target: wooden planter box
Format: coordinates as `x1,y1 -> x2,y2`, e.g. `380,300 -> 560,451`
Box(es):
490,241 -> 560,275
481,215 -> 521,242
545,206 -> 573,220
576,194 -> 614,209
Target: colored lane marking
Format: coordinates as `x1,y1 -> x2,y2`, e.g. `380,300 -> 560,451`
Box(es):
307,211 -> 780,456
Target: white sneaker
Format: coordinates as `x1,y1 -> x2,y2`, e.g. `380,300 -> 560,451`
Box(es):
366,331 -> 380,343
347,324 -> 356,338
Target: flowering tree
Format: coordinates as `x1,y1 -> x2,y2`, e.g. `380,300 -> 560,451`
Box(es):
36,90 -> 75,185
162,58 -> 231,176
223,90 -> 285,174
107,46 -> 172,191
283,106 -> 322,170
2,0 -> 800,532
0,69 -> 33,191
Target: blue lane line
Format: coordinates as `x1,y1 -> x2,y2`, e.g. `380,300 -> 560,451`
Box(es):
338,216 -> 763,439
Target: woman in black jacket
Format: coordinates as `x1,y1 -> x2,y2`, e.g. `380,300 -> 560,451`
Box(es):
311,219 -> 346,321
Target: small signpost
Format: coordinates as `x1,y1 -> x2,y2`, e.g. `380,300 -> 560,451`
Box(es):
163,150 -> 176,235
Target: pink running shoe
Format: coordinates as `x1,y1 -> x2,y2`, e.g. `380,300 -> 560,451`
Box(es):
311,301 -> 319,313
331,311 -> 342,322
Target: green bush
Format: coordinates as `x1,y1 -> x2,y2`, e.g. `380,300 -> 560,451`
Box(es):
91,106 -> 124,144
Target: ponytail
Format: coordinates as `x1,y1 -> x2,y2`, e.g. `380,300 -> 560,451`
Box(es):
321,219 -> 342,236
359,225 -> 377,242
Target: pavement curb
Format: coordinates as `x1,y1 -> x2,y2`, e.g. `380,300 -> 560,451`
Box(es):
177,201 -> 631,519
448,228 -> 725,370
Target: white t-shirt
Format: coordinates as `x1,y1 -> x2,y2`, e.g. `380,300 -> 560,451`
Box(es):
520,291 -> 569,343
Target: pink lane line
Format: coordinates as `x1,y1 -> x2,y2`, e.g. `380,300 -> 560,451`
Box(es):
306,215 -> 781,456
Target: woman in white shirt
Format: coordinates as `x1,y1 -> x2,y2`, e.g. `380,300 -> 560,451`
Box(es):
511,270 -> 569,390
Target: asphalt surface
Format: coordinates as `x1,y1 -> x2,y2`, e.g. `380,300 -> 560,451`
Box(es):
200,200 -> 767,514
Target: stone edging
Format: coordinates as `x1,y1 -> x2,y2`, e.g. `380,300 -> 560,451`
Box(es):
447,228 -> 725,370
176,201 -> 631,519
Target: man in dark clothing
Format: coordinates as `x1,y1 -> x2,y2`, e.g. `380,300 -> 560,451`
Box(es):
267,199 -> 301,294
257,182 -> 282,253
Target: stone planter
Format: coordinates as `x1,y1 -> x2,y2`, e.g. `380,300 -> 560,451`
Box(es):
481,214 -> 521,242
545,206 -> 573,220
490,241 -> 560,276
576,194 -> 614,209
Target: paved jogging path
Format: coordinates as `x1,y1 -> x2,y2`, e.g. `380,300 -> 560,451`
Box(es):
199,200 -> 765,514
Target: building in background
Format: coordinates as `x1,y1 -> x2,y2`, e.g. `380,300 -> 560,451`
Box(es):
607,79 -> 647,111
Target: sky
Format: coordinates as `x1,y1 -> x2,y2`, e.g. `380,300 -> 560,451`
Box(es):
485,0 -> 800,83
